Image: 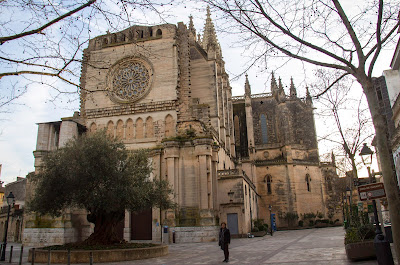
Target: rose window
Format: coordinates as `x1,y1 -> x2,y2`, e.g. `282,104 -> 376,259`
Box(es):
107,57 -> 153,103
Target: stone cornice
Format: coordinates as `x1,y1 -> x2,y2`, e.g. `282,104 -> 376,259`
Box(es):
85,100 -> 176,119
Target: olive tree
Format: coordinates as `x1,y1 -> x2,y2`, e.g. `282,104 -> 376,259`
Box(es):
29,130 -> 173,245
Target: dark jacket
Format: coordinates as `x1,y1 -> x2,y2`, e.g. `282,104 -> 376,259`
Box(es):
219,227 -> 231,247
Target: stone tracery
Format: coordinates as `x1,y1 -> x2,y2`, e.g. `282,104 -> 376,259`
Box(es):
107,58 -> 153,103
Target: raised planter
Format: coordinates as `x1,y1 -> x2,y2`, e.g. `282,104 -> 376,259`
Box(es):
345,240 -> 376,261
28,245 -> 168,263
252,231 -> 267,237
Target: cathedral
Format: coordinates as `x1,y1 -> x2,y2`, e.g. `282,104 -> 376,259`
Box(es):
23,8 -> 339,246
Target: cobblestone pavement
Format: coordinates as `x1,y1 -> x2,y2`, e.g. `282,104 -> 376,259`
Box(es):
5,227 -> 395,265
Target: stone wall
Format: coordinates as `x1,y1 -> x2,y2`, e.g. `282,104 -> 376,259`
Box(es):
23,228 -> 75,247
172,226 -> 219,243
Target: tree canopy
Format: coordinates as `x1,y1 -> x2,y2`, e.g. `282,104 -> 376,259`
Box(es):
29,130 -> 173,244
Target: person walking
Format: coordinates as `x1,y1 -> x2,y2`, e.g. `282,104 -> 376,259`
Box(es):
219,222 -> 231,263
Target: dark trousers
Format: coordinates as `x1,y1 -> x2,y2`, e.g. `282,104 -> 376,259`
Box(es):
223,243 -> 229,260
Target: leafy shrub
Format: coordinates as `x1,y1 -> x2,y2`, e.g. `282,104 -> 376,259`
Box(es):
345,224 -> 375,244
309,220 -> 314,226
302,212 -> 316,219
252,227 -> 259,232
298,220 -> 304,227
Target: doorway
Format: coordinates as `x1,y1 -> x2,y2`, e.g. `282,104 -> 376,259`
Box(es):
227,213 -> 239,235
131,209 -> 152,240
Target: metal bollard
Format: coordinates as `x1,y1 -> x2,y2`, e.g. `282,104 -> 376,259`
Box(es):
67,249 -> 71,265
9,246 -> 13,263
89,251 -> 93,265
31,248 -> 35,265
19,246 -> 23,265
47,249 -> 51,265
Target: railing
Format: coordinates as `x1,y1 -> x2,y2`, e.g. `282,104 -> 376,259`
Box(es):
231,95 -> 244,101
251,92 -> 272,98
217,169 -> 239,176
231,92 -> 274,102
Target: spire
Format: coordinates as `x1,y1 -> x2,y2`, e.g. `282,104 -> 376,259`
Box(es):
271,71 -> 278,93
189,15 -> 196,36
245,73 -> 251,96
278,77 -> 284,92
202,6 -> 221,58
290,77 -> 297,98
306,86 -> 313,106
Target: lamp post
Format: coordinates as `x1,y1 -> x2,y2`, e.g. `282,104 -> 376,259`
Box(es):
1,192 -> 15,261
345,187 -> 351,227
359,143 -> 394,265
269,205 -> 273,236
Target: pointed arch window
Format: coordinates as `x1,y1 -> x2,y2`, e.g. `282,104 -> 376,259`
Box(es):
165,115 -> 174,137
89,122 -> 97,134
306,174 -> 311,192
260,114 -> 268,144
265,175 -> 272,194
136,118 -> 144,139
107,121 -> 114,137
234,115 -> 240,145
126,119 -> 134,139
146,117 -> 154,138
116,120 -> 124,139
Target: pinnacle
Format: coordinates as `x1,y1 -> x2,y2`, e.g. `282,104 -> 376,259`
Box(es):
202,6 -> 220,54
290,77 -> 297,97
245,73 -> 251,95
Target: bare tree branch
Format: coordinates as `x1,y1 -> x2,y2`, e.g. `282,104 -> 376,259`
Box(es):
0,0 -> 96,44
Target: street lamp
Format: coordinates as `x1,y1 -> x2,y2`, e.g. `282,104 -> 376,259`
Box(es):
0,192 -> 15,261
269,205 -> 273,236
359,143 -> 394,265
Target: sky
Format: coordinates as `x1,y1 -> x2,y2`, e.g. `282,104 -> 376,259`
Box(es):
0,1 -> 396,184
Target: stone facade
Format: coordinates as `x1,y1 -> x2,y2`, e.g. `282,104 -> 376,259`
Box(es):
25,9 -> 340,245
384,37 -> 400,187
0,177 -> 26,243
232,75 -> 340,228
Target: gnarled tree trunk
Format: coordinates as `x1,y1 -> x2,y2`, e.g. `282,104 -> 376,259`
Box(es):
85,211 -> 125,245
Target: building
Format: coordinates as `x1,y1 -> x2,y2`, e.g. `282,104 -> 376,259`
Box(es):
23,9 -> 339,246
384,36 -> 400,187
0,176 -> 26,243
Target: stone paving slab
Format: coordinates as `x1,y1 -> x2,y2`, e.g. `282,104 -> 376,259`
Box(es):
4,227 -> 394,265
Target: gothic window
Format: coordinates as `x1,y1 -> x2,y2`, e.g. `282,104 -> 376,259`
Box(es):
120,33 -> 126,42
260,114 -> 268,144
136,118 -> 144,139
327,177 -> 332,191
146,117 -> 154,138
156,29 -> 162,36
112,33 -> 117,43
234,115 -> 240,145
107,57 -> 153,103
128,30 -> 134,40
103,38 -> 108,45
165,115 -> 174,137
116,120 -> 124,139
126,119 -> 134,139
107,121 -> 114,137
89,122 -> 97,134
266,175 -> 272,194
306,174 -> 311,192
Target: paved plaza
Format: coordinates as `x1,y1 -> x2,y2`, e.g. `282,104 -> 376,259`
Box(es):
5,226 -> 395,265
